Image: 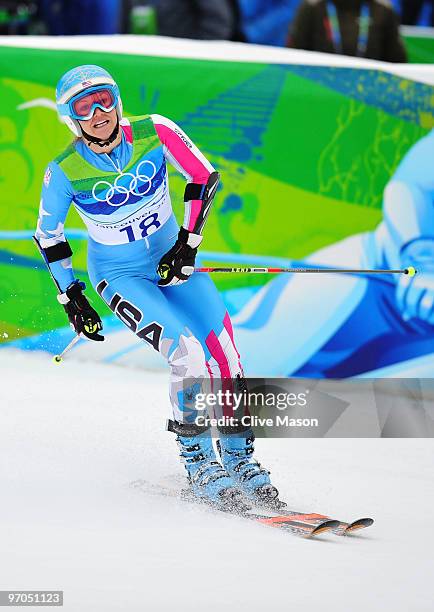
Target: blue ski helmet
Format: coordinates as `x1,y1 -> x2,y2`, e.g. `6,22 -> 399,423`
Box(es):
56,65 -> 123,136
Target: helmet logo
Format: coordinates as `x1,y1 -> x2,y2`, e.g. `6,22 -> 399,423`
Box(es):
81,80 -> 92,87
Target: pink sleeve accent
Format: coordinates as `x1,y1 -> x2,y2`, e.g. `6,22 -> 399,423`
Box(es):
154,123 -> 210,182
186,200 -> 204,232
121,124 -> 133,144
153,116 -> 214,232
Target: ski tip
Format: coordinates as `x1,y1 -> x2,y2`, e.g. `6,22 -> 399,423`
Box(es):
311,519 -> 340,537
344,517 -> 374,534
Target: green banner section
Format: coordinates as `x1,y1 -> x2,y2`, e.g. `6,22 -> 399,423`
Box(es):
0,46 -> 432,342
403,30 -> 434,63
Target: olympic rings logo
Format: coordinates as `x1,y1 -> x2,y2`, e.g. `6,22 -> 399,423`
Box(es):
92,160 -> 157,207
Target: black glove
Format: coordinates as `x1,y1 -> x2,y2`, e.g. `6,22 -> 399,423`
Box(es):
58,280 -> 104,341
157,227 -> 202,287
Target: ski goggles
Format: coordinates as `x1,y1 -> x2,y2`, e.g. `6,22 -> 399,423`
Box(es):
59,84 -> 119,121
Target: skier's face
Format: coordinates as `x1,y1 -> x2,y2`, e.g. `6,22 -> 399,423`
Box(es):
78,107 -> 117,140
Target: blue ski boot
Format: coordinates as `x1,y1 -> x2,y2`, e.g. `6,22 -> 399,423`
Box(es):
168,420 -> 250,512
217,428 -> 285,509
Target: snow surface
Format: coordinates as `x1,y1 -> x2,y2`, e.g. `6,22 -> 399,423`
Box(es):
0,349 -> 433,612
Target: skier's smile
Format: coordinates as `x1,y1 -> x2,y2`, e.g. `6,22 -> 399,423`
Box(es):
79,107 -> 117,141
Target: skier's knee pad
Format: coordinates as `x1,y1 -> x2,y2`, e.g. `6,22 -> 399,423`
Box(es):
167,333 -> 206,379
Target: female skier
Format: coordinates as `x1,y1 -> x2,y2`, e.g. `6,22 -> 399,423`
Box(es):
34,65 -> 281,511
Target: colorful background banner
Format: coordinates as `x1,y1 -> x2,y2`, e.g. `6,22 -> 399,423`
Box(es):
403,27 -> 434,63
1,41 -> 433,376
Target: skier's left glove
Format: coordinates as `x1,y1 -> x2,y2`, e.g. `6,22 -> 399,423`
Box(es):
58,280 -> 104,341
157,227 -> 202,287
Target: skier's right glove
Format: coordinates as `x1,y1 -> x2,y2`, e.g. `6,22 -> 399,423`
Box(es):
157,227 -> 202,287
57,280 -> 104,341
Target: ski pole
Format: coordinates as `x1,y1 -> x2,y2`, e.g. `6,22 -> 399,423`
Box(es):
195,265 -> 417,277
53,335 -> 80,364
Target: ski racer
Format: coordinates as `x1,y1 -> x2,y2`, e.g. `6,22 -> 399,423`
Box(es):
34,65 -> 282,511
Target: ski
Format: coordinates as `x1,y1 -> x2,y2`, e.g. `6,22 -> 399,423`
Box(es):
129,480 -> 340,538
245,512 -> 340,538
279,511 -> 374,536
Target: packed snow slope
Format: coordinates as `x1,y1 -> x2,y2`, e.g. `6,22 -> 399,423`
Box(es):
0,349 -> 433,612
